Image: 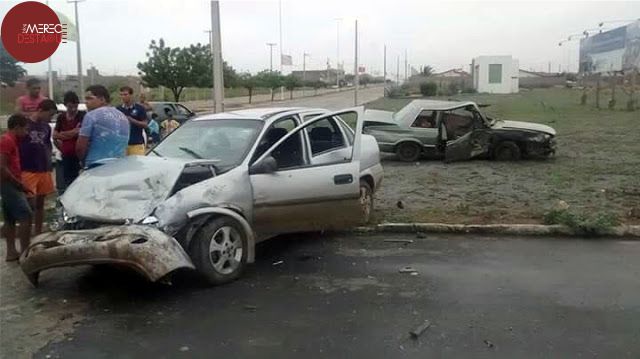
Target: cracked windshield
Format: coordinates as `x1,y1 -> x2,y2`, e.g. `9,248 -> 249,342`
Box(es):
0,0 -> 639,358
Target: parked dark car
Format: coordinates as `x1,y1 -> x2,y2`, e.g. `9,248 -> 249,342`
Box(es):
149,101 -> 196,123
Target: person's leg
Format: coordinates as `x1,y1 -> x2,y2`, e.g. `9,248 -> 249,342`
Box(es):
1,184 -> 32,259
17,218 -> 31,255
65,156 -> 81,188
55,160 -> 65,195
34,195 -> 46,235
3,223 -> 19,261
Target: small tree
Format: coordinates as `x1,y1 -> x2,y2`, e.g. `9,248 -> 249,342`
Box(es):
420,82 -> 438,96
344,74 -> 355,85
254,70 -> 284,101
359,74 -> 372,87
238,72 -> 257,104
422,65 -> 434,77
283,74 -> 301,99
0,43 -> 26,86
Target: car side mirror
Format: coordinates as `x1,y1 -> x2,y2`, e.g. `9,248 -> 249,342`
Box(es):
249,156 -> 278,175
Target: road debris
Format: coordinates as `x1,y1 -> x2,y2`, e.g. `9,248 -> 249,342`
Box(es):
396,201 -> 405,209
399,266 -> 418,274
409,320 -> 432,339
272,260 -> 284,266
383,239 -> 414,244
415,232 -> 426,239
59,313 -> 73,321
484,339 -> 495,348
179,346 -> 190,352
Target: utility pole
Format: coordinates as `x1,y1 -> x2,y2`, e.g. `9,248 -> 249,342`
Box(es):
396,55 -> 400,84
278,0 -> 284,100
302,52 -> 310,96
266,43 -> 277,72
354,20 -> 359,106
383,45 -> 387,97
210,0 -> 224,113
204,30 -> 215,105
335,18 -> 342,90
68,0 -> 84,93
404,49 -> 408,82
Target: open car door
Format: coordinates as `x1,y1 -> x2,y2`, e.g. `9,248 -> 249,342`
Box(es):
444,129 -> 491,162
249,107 -> 364,237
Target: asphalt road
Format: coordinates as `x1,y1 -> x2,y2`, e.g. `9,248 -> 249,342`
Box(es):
11,233 -> 638,359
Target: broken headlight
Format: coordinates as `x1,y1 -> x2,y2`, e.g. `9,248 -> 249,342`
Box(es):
141,216 -> 159,225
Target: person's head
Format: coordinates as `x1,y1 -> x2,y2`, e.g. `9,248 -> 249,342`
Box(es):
151,113 -> 158,120
164,107 -> 172,118
26,78 -> 41,98
7,114 -> 29,138
119,86 -> 134,105
36,99 -> 57,122
85,85 -> 110,110
63,91 -> 80,114
139,92 -> 147,102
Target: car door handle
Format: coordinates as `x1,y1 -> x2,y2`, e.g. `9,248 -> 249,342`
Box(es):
334,174 -> 353,185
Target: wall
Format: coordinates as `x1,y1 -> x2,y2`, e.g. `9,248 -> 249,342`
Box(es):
472,56 -> 519,94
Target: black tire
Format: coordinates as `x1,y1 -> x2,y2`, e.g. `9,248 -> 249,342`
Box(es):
359,180 -> 374,225
189,216 -> 247,285
395,142 -> 421,162
493,141 -> 521,161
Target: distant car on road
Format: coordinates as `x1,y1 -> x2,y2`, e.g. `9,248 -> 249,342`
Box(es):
363,100 -> 556,162
21,107 -> 383,287
148,101 -> 196,124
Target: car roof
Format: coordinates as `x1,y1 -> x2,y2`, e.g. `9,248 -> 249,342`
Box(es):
406,99 -> 477,111
193,107 -> 328,122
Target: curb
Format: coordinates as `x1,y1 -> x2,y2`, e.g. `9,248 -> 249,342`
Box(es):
352,223 -> 640,239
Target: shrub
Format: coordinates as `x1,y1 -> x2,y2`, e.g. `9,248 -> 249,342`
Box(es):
543,208 -> 619,236
420,82 -> 437,97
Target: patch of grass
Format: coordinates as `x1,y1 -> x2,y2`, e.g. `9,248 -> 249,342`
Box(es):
543,208 -> 620,236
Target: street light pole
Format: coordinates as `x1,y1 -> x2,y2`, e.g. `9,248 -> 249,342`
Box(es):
278,0 -> 284,100
204,30 -> 214,105
210,0 -> 224,113
266,43 -> 277,72
302,52 -> 310,96
335,18 -> 342,90
383,45 -> 387,97
68,0 -> 85,93
354,20 -> 359,106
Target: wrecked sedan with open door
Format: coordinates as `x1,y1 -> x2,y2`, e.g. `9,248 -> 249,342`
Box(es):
363,100 -> 556,162
20,107 -> 383,286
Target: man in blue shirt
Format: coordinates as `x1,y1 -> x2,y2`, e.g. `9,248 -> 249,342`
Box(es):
76,85 -> 130,168
116,86 -> 148,155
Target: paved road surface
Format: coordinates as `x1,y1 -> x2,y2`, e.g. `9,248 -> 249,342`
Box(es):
2,234 -> 637,358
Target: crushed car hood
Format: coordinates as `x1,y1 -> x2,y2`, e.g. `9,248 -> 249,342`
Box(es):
61,156 -> 189,223
493,120 -> 556,136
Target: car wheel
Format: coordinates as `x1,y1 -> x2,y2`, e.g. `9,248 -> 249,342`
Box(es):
494,141 -> 521,161
396,142 -> 421,162
190,216 -> 247,285
359,180 -> 374,224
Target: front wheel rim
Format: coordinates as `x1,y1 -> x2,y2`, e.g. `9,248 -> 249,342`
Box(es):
208,226 -> 243,275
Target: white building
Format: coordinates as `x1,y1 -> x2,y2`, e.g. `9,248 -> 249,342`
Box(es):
471,56 -> 519,94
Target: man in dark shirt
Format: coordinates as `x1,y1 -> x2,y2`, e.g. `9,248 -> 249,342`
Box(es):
116,86 -> 148,155
20,99 -> 57,235
1,115 -> 32,261
53,91 -> 85,192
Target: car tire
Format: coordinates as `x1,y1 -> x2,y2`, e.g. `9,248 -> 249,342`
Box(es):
359,180 -> 374,224
190,216 -> 247,285
494,141 -> 521,161
396,142 -> 421,162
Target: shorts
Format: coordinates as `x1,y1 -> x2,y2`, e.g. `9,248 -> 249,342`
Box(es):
127,144 -> 146,156
1,183 -> 32,225
22,171 -> 55,197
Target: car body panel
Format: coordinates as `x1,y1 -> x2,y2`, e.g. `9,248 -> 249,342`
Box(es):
149,102 -> 196,123
19,225 -> 195,286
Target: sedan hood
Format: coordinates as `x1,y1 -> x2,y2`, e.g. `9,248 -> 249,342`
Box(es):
61,156 -> 189,223
363,109 -> 396,124
493,120 -> 556,136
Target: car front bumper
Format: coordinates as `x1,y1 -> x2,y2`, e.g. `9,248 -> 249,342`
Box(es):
20,225 -> 195,286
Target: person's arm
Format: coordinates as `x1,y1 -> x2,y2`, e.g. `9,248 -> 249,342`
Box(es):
14,98 -> 28,117
76,136 -> 89,161
127,107 -> 148,128
0,154 -> 27,191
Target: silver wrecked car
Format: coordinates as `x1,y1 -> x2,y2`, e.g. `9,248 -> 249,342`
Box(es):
20,107 -> 383,286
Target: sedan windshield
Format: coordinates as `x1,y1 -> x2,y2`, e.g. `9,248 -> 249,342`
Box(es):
151,119 -> 263,168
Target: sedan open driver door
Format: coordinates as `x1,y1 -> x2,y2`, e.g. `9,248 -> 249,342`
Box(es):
249,108 -> 364,237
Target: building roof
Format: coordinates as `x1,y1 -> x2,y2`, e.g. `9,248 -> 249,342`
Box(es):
433,68 -> 470,77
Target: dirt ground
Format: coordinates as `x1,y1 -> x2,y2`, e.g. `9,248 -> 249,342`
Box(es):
366,88 -> 640,225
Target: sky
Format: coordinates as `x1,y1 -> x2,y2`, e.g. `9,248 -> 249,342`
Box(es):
2,0 -> 639,78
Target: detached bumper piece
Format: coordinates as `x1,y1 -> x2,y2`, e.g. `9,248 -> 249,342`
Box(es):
20,225 -> 195,286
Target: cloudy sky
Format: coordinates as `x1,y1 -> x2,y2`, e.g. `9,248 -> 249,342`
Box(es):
2,0 -> 639,78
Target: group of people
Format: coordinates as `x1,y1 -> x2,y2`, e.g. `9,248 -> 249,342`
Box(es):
0,78 -> 180,262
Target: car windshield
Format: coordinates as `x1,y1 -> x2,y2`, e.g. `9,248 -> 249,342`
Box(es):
151,119 -> 263,168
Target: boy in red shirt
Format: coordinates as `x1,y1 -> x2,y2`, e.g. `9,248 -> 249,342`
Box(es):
0,115 -> 32,261
53,91 -> 85,192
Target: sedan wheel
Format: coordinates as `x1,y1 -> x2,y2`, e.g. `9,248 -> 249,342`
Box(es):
359,180 -> 373,224
190,217 -> 247,285
396,142 -> 421,162
494,141 -> 521,161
